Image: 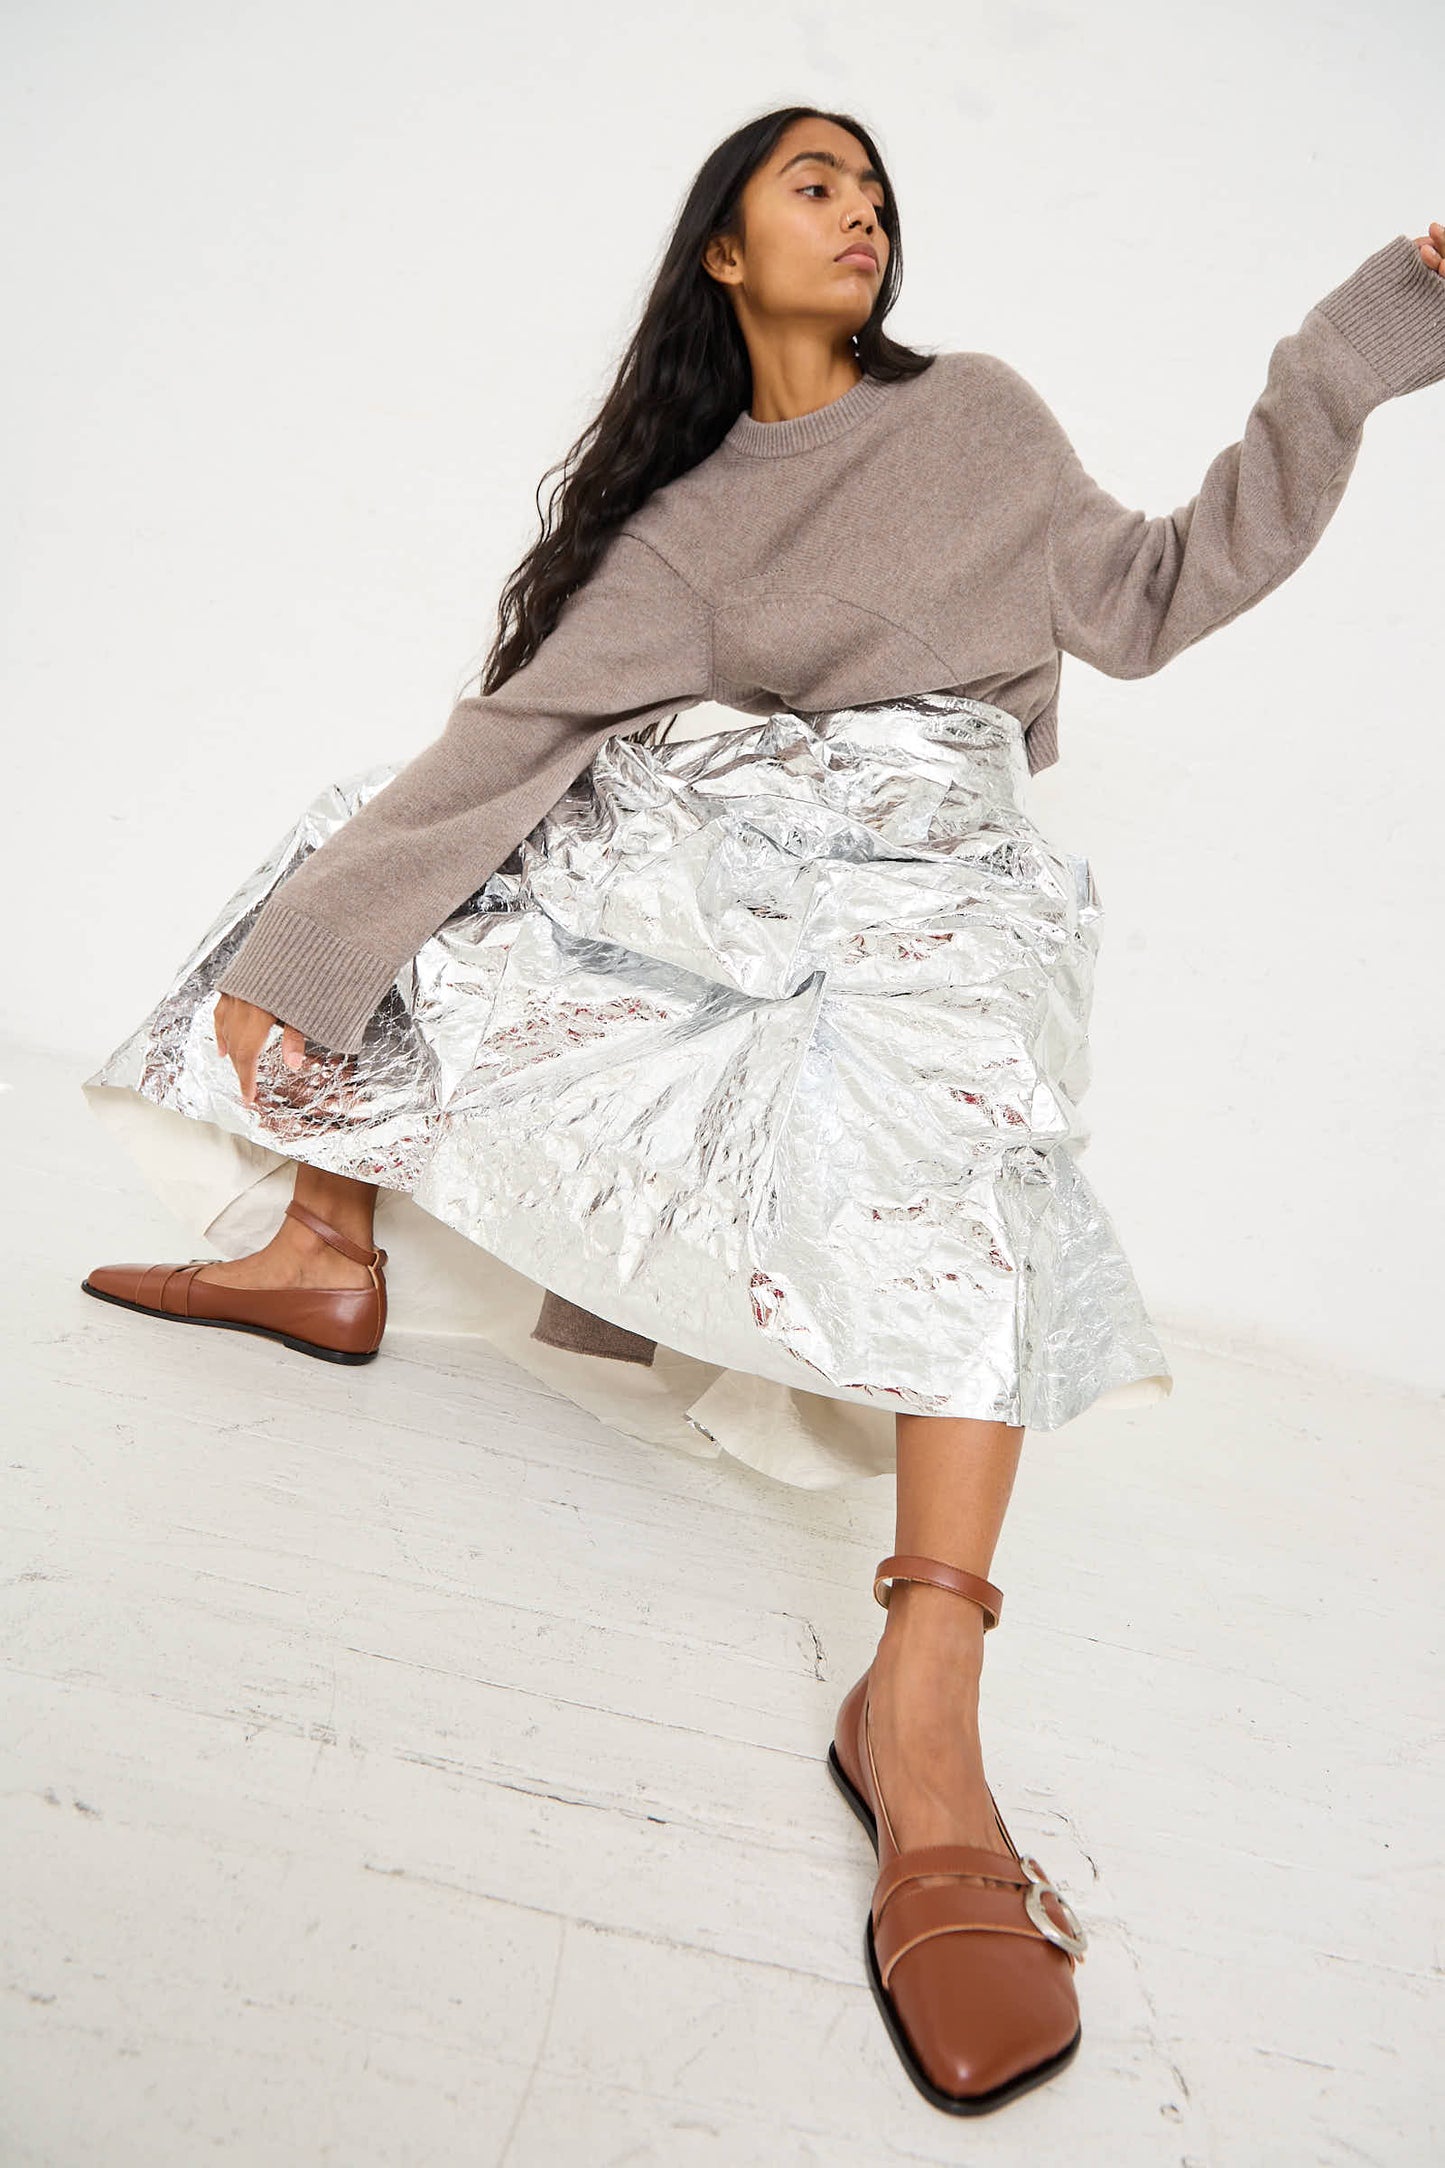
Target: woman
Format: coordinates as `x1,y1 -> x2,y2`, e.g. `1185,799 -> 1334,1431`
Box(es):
80,104 -> 1445,2115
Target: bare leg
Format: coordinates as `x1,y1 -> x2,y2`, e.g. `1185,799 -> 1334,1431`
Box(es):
862,1413 -> 1026,1854
193,1164 -> 379,1291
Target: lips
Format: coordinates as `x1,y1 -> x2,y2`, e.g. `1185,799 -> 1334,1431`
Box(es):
836,243 -> 879,271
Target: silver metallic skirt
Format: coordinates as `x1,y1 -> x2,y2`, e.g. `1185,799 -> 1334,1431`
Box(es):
83,690 -> 1171,1488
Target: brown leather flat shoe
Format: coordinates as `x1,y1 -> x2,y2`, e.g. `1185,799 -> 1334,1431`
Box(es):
80,1198 -> 389,1365
828,1552 -> 1087,2116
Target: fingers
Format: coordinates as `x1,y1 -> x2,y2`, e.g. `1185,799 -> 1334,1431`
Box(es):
1418,221 -> 1444,272
218,994 -> 278,1109
232,1043 -> 259,1108
210,993 -> 308,1107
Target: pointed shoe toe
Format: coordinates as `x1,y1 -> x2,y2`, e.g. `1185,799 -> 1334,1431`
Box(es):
81,1262 -> 151,1303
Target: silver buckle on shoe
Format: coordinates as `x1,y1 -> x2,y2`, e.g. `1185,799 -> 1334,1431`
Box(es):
1019,1855 -> 1088,1959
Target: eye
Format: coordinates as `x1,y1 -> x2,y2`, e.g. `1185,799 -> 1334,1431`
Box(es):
796,179 -> 888,222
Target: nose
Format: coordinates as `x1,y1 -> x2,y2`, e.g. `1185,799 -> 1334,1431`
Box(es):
844,193 -> 879,239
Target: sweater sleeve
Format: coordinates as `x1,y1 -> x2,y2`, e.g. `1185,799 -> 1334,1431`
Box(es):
215,530 -> 714,1055
1041,233 -> 1445,679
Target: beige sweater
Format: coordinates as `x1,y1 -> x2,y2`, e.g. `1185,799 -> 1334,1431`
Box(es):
217,233 -> 1445,1056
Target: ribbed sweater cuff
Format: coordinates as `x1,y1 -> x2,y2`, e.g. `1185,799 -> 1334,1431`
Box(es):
214,899 -> 398,1056
1023,708 -> 1058,776
1313,232 -> 1445,400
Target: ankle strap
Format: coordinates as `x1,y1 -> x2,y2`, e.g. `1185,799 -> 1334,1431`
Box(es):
285,1196 -> 386,1269
873,1553 -> 1004,1631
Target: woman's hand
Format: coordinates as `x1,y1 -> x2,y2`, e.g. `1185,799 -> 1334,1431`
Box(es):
1414,222 -> 1445,273
213,991 -> 313,1109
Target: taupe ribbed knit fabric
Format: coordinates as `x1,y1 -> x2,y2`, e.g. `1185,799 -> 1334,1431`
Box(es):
217,232 -> 1445,1058
530,1289 -> 660,1366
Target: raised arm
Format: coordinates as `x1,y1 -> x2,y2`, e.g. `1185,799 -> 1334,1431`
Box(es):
215,530 -> 715,1055
1037,232 -> 1445,678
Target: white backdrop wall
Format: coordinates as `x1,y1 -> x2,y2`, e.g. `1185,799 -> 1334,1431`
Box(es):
4,0 -> 1439,1392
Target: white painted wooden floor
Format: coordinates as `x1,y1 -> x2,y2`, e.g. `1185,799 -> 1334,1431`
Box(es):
3,1031 -> 1440,2166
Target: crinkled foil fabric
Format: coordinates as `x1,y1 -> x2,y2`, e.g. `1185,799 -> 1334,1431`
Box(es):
83,690 -> 1171,1448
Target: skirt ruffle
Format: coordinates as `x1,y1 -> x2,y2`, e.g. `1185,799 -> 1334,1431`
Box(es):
82,690 -> 1171,1487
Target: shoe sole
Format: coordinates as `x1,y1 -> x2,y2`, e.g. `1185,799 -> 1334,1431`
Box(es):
827,1739 -> 1082,2117
79,1277 -> 381,1365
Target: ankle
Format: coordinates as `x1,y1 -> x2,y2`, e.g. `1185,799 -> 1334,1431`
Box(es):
273,1217 -> 369,1267
875,1583 -> 988,1667
288,1189 -> 376,1247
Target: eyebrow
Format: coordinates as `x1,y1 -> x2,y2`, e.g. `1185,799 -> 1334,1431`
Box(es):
776,147 -> 886,191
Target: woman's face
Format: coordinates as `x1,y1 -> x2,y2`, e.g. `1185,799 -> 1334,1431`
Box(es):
705,116 -> 890,344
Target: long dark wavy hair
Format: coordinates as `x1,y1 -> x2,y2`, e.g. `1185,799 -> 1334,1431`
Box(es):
477,104 -> 936,697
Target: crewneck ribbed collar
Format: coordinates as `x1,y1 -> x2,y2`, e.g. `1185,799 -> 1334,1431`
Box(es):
723,370 -> 893,457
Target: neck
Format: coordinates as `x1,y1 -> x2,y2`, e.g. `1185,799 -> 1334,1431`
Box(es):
742,343 -> 864,426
